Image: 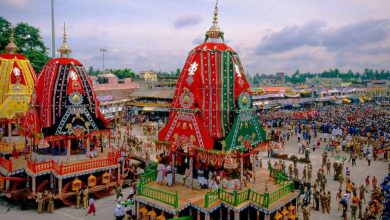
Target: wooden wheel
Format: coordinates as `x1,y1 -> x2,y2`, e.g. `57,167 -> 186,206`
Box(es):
61,181 -> 84,206
11,180 -> 23,191
36,179 -> 50,193
11,179 -> 27,201
93,175 -> 114,199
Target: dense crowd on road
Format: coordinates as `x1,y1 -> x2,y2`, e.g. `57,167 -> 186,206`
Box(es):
256,102 -> 389,220
258,103 -> 390,136
258,103 -> 389,159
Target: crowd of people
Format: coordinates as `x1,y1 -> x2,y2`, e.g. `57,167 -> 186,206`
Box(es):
259,103 -> 389,139
260,103 -> 389,162
258,102 -> 389,220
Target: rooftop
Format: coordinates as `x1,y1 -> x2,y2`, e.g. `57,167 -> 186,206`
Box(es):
129,89 -> 175,99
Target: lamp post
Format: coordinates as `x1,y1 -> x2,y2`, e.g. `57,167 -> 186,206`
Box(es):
100,48 -> 107,73
51,0 -> 55,58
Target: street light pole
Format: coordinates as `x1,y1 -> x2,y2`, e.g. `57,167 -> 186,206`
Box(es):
100,48 -> 107,73
51,0 -> 55,58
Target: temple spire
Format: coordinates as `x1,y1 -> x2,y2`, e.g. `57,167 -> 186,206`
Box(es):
5,27 -> 18,54
57,22 -> 72,57
212,0 -> 219,26
205,0 -> 224,43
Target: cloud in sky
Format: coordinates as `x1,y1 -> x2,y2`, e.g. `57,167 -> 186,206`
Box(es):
0,0 -> 27,8
173,15 -> 203,29
255,20 -> 326,55
255,19 -> 390,55
0,0 -> 390,74
252,18 -> 390,73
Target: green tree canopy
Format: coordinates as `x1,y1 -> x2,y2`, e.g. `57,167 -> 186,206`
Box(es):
282,68 -> 389,84
112,68 -> 137,79
0,17 -> 12,50
0,17 -> 49,73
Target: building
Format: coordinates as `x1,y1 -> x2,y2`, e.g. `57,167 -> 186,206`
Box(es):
257,72 -> 285,85
91,73 -> 139,125
306,77 -> 343,88
366,80 -> 390,101
139,71 -> 158,82
127,89 -> 174,122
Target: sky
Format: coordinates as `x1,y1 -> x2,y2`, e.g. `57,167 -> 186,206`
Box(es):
0,0 -> 390,75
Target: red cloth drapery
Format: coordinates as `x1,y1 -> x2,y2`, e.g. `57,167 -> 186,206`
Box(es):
158,41 -> 250,151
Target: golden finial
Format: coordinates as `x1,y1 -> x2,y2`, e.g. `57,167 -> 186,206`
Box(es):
57,22 -> 72,57
205,0 -> 224,42
6,27 -> 18,54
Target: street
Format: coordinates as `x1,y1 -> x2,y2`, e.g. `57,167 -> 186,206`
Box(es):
0,131 -> 388,220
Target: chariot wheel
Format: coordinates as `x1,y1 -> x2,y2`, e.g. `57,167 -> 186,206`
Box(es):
11,179 -> 27,201
36,179 -> 50,193
61,181 -> 84,206
93,174 -> 114,199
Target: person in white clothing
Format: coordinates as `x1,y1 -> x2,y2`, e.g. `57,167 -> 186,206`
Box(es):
166,164 -> 173,186
156,163 -> 166,184
197,168 -> 208,189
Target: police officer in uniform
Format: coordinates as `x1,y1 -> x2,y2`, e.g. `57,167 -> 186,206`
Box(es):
76,189 -> 82,209
36,192 -> 43,213
83,187 -> 89,209
47,191 -> 55,213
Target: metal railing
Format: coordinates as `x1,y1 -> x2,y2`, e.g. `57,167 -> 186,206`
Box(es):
267,182 -> 294,205
27,155 -> 118,175
204,182 -> 294,208
137,184 -> 178,208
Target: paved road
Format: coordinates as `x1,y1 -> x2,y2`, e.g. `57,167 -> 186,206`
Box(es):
0,187 -> 134,220
0,131 -> 388,220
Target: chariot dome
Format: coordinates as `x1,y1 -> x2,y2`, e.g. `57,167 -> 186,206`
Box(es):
158,2 -> 266,151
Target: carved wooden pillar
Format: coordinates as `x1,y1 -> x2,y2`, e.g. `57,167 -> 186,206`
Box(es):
205,213 -> 210,220
172,153 -> 175,185
189,156 -> 193,190
32,176 -> 36,194
58,178 -> 62,196
5,180 -> 10,191
50,174 -> 54,190
86,136 -> 90,156
240,156 -> 244,188
234,210 -> 239,220
8,122 -> 12,138
252,153 -> 256,183
66,138 -> 71,161
136,201 -> 139,220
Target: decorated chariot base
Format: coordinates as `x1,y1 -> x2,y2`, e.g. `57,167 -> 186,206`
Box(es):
134,160 -> 299,220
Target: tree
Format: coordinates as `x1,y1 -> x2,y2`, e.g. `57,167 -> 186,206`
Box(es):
0,17 -> 49,73
108,68 -> 137,79
252,73 -> 261,85
87,66 -> 101,76
0,17 -> 11,50
175,68 -> 181,76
